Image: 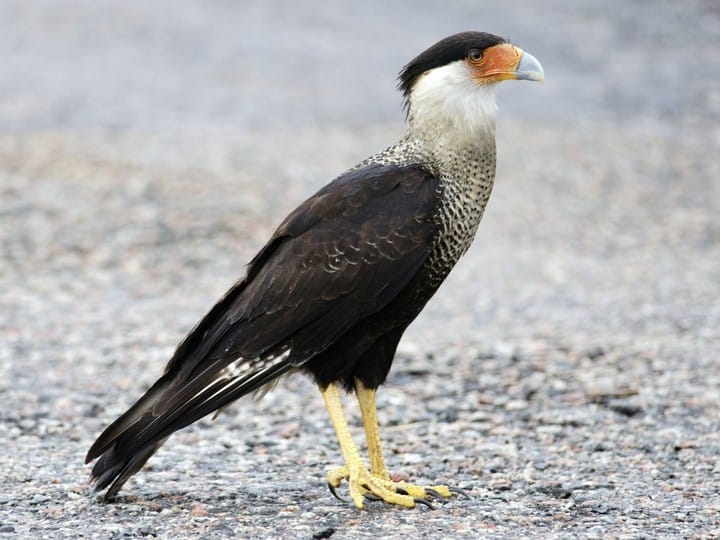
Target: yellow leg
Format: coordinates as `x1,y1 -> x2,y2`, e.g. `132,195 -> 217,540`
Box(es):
354,379 -> 389,480
321,383 -> 416,508
354,379 -> 453,501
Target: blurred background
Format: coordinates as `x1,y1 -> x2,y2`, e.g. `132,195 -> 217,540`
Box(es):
2,0 -> 718,352
0,1 -> 718,537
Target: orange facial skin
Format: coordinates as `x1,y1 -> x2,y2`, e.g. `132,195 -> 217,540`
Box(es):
467,43 -> 525,83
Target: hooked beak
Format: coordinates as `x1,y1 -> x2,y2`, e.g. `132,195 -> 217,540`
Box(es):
513,50 -> 544,82
468,43 -> 544,84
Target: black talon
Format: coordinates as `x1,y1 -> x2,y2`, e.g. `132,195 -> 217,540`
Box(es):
449,486 -> 471,499
396,488 -> 409,496
363,492 -> 432,509
327,483 -> 347,502
425,488 -> 445,500
413,497 -> 434,509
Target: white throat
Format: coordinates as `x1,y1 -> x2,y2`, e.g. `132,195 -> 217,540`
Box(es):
406,60 -> 498,145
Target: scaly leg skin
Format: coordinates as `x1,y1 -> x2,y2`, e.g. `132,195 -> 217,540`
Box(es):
321,383 -> 417,508
354,378 -> 454,502
320,381 -> 455,509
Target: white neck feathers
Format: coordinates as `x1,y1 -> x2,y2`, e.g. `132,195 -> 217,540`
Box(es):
406,60 -> 498,145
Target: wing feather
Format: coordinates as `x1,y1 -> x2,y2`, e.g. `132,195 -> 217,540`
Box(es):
167,162 -> 440,377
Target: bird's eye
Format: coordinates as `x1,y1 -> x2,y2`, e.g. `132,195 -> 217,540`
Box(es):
468,49 -> 483,62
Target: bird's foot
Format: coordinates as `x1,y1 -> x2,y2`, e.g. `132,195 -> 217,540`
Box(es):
327,465 -> 456,509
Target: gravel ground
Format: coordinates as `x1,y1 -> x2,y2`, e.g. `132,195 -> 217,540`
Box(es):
1,1 -> 719,538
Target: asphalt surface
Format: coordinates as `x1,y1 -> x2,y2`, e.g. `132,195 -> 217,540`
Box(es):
1,1 -> 719,538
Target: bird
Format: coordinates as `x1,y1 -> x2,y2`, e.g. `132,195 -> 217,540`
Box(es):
86,31 -> 544,509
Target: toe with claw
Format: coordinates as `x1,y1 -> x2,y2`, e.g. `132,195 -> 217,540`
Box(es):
327,464 -> 460,509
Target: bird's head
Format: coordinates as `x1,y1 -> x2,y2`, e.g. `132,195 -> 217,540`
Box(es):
399,32 -> 544,140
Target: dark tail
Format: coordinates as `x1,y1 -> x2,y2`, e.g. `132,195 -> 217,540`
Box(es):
86,356 -> 294,500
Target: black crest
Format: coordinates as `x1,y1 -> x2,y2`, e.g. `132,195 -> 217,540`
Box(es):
398,32 -> 507,102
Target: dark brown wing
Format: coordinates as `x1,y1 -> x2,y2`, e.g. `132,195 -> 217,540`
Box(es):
86,163 -> 440,497
167,162 -> 441,378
